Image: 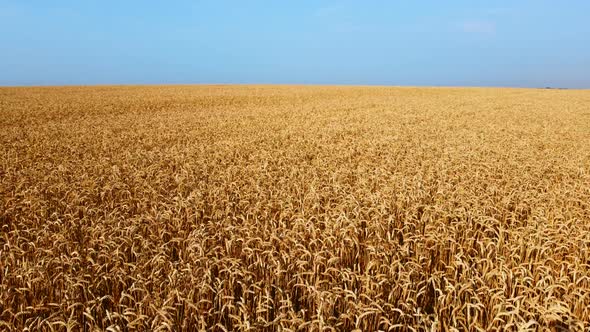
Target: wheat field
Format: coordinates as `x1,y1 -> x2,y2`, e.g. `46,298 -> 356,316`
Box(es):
1,85 -> 589,331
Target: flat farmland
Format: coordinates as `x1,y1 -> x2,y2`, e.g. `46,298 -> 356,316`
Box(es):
1,85 -> 590,331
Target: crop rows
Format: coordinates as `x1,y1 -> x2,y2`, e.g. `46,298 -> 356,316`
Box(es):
1,85 -> 590,330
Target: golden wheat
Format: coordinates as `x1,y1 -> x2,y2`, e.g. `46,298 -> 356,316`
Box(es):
1,85 -> 589,331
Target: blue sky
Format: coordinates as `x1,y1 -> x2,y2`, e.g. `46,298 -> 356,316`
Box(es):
1,1 -> 589,87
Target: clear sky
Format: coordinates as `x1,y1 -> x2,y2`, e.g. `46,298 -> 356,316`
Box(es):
1,1 -> 590,88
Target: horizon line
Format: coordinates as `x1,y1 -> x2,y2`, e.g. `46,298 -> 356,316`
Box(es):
0,82 -> 585,90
